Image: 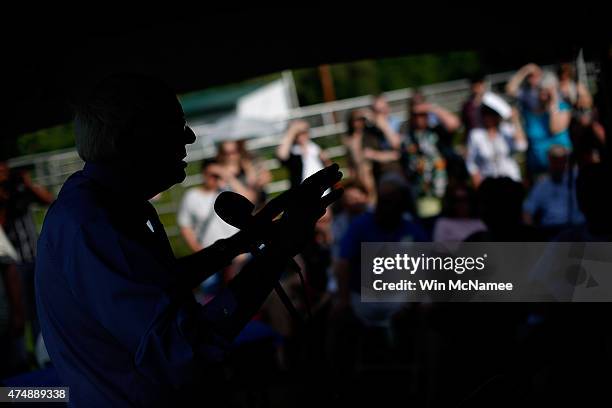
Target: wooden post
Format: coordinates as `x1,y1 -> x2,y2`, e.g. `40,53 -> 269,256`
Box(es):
318,64 -> 336,103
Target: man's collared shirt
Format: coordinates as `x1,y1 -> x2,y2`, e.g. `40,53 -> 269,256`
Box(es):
36,163 -> 238,407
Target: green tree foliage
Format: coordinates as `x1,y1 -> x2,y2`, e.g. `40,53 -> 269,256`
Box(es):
16,123 -> 76,156
292,51 -> 482,106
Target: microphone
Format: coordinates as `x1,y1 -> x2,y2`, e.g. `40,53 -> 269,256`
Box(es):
214,191 -> 256,231
214,189 -> 294,248
214,190 -> 311,323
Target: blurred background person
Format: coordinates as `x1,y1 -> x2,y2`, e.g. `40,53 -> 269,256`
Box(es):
371,94 -> 403,138
466,177 -> 542,242
461,74 -> 487,134
343,109 -> 377,200
557,62 -> 592,110
506,63 -> 543,116
334,174 -> 427,326
401,91 -> 463,209
553,162 -> 612,242
215,140 -> 265,205
329,179 -> 370,292
405,91 -> 462,157
570,106 -> 607,166
353,106 -> 404,185
523,145 -> 585,239
329,174 -> 427,384
177,158 -> 240,301
298,207 -> 334,310
0,224 -> 26,377
343,108 -> 403,200
466,93 -> 527,186
277,120 -> 331,189
432,181 -> 485,242
507,65 -> 572,177
0,161 -> 53,349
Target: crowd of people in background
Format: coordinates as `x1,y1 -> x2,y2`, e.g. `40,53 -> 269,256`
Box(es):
1,61 -> 610,404
172,61 -> 610,404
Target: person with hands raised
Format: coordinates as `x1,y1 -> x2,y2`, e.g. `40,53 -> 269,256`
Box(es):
276,120 -> 331,189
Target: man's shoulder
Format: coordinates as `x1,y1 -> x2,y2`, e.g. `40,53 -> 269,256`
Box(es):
43,171 -> 109,231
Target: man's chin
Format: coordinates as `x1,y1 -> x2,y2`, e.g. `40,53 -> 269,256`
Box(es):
165,169 -> 186,189
151,169 -> 186,193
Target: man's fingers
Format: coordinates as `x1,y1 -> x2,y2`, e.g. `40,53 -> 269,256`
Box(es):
320,187 -> 344,210
254,189 -> 290,223
304,164 -> 342,192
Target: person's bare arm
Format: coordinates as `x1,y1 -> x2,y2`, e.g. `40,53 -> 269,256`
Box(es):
241,159 -> 259,188
471,173 -> 482,189
22,172 -> 54,205
255,166 -> 272,190
511,108 -> 528,151
375,115 -> 402,149
222,170 -> 258,203
277,121 -> 306,161
180,226 -> 203,253
363,147 -> 400,163
506,63 -> 540,97
576,82 -> 593,109
548,88 -> 571,134
358,161 -> 377,203
429,104 -> 461,133
466,130 -> 482,188
319,149 -> 333,167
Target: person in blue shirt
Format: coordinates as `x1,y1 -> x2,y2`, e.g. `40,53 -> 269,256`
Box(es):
523,145 -> 585,234
35,74 -> 342,407
334,173 -> 428,326
521,85 -> 572,175
506,66 -> 572,176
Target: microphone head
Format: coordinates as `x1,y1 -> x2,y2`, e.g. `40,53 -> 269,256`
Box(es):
214,191 -> 255,230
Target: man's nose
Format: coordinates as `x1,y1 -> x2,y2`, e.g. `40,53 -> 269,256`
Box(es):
184,125 -> 196,145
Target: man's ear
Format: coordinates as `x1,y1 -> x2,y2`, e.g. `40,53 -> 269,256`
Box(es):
117,120 -> 149,161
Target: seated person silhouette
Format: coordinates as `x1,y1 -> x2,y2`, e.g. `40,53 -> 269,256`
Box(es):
35,74 -> 342,407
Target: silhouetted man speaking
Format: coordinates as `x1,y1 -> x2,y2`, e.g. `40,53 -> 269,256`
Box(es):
35,74 -> 342,407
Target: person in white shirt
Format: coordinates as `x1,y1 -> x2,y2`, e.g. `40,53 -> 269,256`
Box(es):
276,120 -> 331,189
178,159 -> 240,252
177,159 -> 242,299
466,92 -> 528,186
